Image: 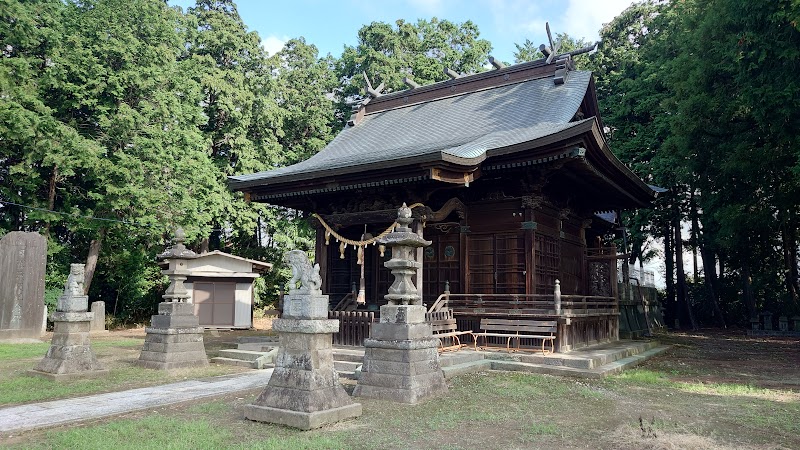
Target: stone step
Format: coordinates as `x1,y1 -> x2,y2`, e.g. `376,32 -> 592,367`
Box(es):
439,350 -> 484,367
442,359 -> 492,379
487,345 -> 670,379
210,357 -> 259,368
337,371 -> 359,381
236,343 -> 276,352
237,336 -> 279,344
332,348 -> 365,363
590,345 -> 670,377
500,340 -> 660,370
334,360 -> 362,372
218,349 -> 268,362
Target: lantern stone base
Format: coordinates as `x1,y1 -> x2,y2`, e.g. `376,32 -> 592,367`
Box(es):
354,306 -> 448,404
137,302 -> 208,370
244,317 -> 361,430
29,308 -> 108,380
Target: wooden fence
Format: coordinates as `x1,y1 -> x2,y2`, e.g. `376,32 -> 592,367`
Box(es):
329,311 -> 376,346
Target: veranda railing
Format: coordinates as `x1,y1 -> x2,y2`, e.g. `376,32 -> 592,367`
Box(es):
427,280 -> 617,318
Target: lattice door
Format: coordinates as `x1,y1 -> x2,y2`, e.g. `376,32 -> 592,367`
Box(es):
534,233 -> 560,294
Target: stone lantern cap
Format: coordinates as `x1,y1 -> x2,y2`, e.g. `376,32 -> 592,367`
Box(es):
378,203 -> 431,248
157,227 -> 198,261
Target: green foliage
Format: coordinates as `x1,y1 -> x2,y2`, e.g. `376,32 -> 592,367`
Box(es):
0,0 -> 338,322
336,18 -> 492,100
589,0 -> 800,324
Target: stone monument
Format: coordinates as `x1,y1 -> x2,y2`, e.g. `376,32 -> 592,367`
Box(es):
137,228 -> 208,369
29,264 -> 108,380
244,250 -> 362,430
0,232 -> 47,340
90,301 -> 108,334
353,204 -> 448,403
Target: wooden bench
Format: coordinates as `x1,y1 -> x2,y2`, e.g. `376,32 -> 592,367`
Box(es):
473,318 -> 556,354
431,317 -> 473,352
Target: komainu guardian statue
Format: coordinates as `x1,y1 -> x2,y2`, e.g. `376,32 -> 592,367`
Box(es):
285,250 -> 322,292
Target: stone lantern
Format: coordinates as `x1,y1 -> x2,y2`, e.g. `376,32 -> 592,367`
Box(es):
354,203 -> 448,403
137,228 -> 208,369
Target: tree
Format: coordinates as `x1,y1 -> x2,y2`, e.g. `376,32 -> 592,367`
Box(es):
272,37 -> 340,166
184,0 -> 282,251
669,0 -> 800,320
336,18 -> 492,101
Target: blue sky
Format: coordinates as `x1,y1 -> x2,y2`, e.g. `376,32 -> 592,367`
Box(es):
170,0 -> 637,63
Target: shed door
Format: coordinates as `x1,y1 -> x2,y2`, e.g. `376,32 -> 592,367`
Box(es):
193,282 -> 235,326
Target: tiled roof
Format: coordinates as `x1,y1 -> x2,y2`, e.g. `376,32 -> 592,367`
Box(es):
230,71 -> 592,188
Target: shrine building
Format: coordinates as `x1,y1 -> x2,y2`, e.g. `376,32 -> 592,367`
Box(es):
230,53 -> 657,352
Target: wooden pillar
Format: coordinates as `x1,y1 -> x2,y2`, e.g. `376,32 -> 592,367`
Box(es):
414,220 -> 425,304
315,227 -> 329,293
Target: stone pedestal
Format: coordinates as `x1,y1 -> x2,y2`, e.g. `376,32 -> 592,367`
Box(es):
245,284 -> 361,430
137,302 -> 208,370
353,305 -> 447,403
29,264 -> 107,380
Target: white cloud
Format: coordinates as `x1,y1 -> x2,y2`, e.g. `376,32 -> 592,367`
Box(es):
561,0 -> 635,41
261,35 -> 288,56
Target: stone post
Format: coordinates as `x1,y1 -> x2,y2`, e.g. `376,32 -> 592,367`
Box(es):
750,316 -> 761,331
354,204 -> 448,403
137,228 -> 208,369
90,301 -> 108,334
29,264 -> 108,380
792,316 -> 800,332
761,311 -> 773,331
554,279 -> 562,315
778,315 -> 788,332
245,250 -> 361,430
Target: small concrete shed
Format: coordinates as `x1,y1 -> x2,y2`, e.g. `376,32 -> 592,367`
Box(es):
159,251 -> 271,329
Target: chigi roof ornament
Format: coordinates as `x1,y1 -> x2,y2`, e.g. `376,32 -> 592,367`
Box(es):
540,22 -> 599,85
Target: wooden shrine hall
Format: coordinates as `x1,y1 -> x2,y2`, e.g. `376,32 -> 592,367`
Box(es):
230,51 -> 657,353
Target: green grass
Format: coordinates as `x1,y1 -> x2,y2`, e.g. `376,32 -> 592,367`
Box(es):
0,337 -> 245,405
0,339 -> 140,361
526,422 -> 560,436
607,368 -> 675,386
0,342 -> 52,360
12,368 -> 800,450
27,416 -> 237,450
7,331 -> 800,450
185,399 -> 231,415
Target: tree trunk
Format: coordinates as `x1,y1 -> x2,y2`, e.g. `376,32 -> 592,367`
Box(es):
781,222 -> 799,306
742,263 -> 756,319
664,222 -> 676,328
690,190 -> 700,281
44,165 -> 58,236
84,228 -> 106,294
700,242 -> 726,327
674,216 -> 697,330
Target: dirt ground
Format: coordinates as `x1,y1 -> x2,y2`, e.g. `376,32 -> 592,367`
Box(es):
7,328 -> 799,449
649,330 -> 800,390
